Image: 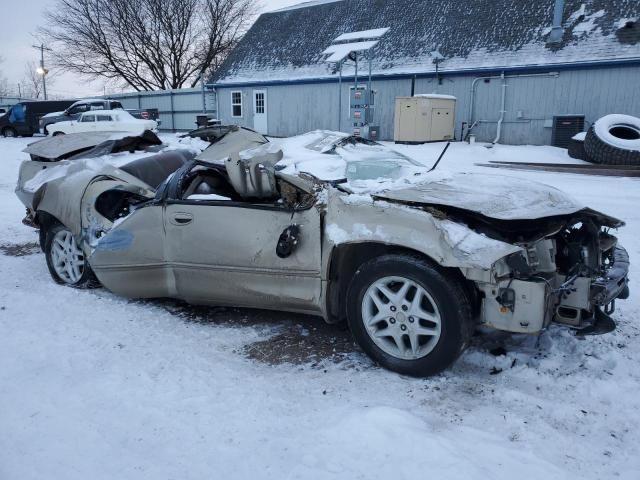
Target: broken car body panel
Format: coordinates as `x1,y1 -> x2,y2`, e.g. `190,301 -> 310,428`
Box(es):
373,172 -> 623,225
19,127 -> 630,338
322,189 -> 522,272
16,130 -> 164,213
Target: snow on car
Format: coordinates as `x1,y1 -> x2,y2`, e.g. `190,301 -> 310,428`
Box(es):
14,127 -> 630,376
48,109 -> 158,136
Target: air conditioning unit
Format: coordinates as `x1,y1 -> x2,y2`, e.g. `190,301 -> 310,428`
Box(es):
551,115 -> 585,148
394,94 -> 456,143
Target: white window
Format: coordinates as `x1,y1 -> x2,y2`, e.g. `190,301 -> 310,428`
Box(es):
255,92 -> 265,114
231,91 -> 243,118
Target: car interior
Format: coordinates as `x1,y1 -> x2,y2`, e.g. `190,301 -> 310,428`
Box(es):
177,154 -> 314,210
180,164 -> 241,202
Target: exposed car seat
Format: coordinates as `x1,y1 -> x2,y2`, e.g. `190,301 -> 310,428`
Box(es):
182,170 -> 240,201
225,143 -> 283,199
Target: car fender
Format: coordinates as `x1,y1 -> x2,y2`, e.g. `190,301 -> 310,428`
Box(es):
322,187 -> 521,278
35,166 -> 149,239
34,169 -> 100,237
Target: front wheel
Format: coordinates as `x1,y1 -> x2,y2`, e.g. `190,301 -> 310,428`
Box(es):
44,224 -> 96,287
2,127 -> 17,138
52,131 -> 65,137
347,254 -> 473,377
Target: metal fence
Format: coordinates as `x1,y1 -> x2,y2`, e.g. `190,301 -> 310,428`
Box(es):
102,87 -> 217,132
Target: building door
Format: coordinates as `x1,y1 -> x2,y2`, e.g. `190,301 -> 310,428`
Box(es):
253,90 -> 268,134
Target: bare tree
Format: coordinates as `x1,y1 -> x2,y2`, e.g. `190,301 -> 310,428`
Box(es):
40,0 -> 256,91
0,56 -> 10,97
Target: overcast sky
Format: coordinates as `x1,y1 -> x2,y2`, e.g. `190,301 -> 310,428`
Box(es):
0,0 -> 303,98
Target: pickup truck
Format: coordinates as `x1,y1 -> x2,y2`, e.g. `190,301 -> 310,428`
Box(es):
40,98 -> 160,134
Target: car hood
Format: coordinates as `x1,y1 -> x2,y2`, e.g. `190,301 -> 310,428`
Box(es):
373,172 -> 623,226
42,111 -> 64,119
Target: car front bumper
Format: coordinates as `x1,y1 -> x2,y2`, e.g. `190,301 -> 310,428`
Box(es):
479,244 -> 630,335
590,246 -> 630,307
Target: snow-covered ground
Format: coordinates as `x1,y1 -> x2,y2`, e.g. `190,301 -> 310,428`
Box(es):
1,135 -> 639,480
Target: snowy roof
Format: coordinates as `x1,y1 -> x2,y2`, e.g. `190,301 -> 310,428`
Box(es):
210,0 -> 640,86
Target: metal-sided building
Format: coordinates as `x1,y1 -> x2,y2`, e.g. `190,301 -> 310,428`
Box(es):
208,0 -> 640,145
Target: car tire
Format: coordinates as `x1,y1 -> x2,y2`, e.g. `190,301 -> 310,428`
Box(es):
2,127 -> 17,138
38,227 -> 47,252
44,223 -> 98,288
346,254 -> 474,377
52,131 -> 65,137
584,115 -> 640,166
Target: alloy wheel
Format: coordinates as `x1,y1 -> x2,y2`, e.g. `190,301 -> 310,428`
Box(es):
361,276 -> 442,360
50,230 -> 85,284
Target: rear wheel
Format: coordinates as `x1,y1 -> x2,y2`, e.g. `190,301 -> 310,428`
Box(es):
2,127 -> 17,138
44,224 -> 96,287
347,254 -> 473,377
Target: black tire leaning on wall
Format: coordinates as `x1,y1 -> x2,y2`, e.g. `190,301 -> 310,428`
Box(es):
568,138 -> 588,161
584,120 -> 640,166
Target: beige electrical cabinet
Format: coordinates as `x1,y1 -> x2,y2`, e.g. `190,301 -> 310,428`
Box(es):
394,94 -> 456,143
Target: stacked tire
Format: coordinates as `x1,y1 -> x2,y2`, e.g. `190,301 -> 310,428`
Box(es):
583,114 -> 640,166
568,133 -> 588,160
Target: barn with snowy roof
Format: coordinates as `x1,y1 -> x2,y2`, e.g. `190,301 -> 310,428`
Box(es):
208,0 -> 640,145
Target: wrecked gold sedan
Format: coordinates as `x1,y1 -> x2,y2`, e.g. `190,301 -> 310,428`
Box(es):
16,127 -> 630,376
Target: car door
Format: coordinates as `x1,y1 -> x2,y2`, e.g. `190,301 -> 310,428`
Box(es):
66,103 -> 90,120
76,113 -> 97,133
86,180 -> 170,299
163,181 -> 323,314
96,113 -> 116,132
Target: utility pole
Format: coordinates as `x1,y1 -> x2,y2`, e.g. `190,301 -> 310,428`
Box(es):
32,44 -> 51,100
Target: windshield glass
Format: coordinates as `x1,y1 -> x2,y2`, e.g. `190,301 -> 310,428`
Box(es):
272,131 -> 427,192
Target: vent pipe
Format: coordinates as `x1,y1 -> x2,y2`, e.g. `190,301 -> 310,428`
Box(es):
548,0 -> 565,43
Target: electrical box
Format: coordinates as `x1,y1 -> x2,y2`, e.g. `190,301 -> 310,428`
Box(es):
350,89 -> 374,107
354,125 -> 379,139
350,107 -> 372,125
394,94 -> 456,143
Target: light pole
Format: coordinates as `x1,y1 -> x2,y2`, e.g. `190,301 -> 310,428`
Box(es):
32,44 -> 51,100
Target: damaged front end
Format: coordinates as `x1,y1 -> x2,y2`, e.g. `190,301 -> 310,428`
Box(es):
473,211 -> 630,335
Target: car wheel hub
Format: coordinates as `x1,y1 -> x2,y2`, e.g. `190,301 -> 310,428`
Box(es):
362,276 -> 442,360
51,230 -> 85,284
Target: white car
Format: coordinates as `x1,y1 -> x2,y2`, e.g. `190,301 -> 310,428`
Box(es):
49,110 -> 157,136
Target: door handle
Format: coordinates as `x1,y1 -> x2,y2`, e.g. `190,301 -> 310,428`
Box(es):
170,212 -> 193,226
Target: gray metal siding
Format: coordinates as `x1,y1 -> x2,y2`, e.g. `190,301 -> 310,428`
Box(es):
214,64 -> 640,145
102,88 -> 216,131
